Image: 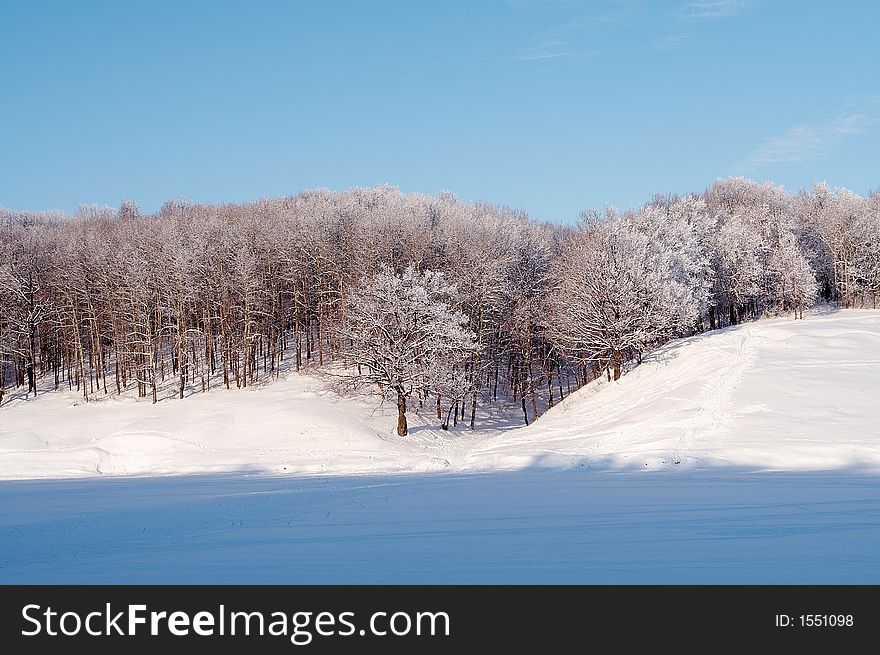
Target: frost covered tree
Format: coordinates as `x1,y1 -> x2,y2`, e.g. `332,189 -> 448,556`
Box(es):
715,217 -> 764,324
334,264 -> 477,435
770,232 -> 818,318
1,179 -> 878,414
854,193 -> 880,308
548,206 -> 708,381
795,183 -> 867,307
506,221 -> 555,422
635,195 -> 716,329
441,202 -> 516,425
706,178 -> 787,323
0,223 -> 54,397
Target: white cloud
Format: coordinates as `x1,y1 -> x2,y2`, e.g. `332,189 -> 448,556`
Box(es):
513,51 -> 572,61
652,34 -> 692,50
504,1 -> 637,63
682,0 -> 750,20
739,113 -> 878,171
510,38 -> 572,61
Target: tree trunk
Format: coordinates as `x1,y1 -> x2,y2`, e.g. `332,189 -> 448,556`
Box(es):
396,392 -> 408,436
27,324 -> 37,396
612,348 -> 622,381
442,404 -> 454,431
529,369 -> 538,419
150,344 -> 158,404
557,359 -> 565,401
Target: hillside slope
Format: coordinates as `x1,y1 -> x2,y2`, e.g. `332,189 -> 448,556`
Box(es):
1,309 -> 878,480
466,308 -> 880,471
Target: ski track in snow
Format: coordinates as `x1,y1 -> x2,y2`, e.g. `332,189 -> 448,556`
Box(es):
672,324 -> 763,465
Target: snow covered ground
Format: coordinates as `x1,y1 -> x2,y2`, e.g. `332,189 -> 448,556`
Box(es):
2,470 -> 879,583
1,309 -> 879,582
2,308 -> 878,479
0,371 -> 474,480
467,307 -> 880,472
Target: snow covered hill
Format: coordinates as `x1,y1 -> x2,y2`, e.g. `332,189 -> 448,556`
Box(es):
1,309 -> 878,480
467,308 -> 880,472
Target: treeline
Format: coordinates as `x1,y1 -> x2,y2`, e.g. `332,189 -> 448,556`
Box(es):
1,179 -> 878,425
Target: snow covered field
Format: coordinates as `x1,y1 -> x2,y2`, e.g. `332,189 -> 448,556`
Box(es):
3,470 -> 879,583
1,309 -> 879,582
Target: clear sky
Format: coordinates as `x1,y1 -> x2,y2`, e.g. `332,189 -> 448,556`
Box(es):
1,0 -> 878,223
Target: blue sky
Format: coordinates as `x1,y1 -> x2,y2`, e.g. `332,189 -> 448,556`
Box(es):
1,0 -> 878,223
